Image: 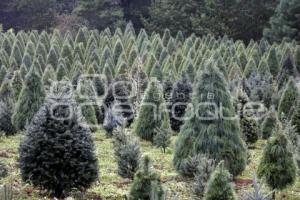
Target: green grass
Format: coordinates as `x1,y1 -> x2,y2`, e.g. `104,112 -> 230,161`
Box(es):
0,131 -> 300,199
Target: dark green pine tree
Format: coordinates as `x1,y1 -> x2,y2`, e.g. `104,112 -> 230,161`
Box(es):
134,78 -> 170,142
203,161 -> 237,200
263,0 -> 300,42
129,155 -> 164,200
267,46 -> 280,77
42,64 -> 56,91
257,132 -> 297,198
19,82 -> 99,198
278,78 -> 299,119
0,79 -> 16,135
261,111 -> 280,139
169,75 -> 193,132
0,160 -> 8,180
12,67 -> 45,130
174,61 -> 247,176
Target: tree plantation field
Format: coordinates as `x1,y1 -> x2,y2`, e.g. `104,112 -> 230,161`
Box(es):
1,133 -> 300,200
0,24 -> 300,200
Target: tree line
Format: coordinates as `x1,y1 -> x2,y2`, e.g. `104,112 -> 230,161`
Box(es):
0,0 -> 299,43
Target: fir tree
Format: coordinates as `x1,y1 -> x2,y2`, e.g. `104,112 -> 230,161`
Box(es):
193,156 -> 216,197
261,111 -> 280,139
291,101 -> 300,135
174,61 -> 247,176
42,64 -> 56,91
12,67 -> 45,130
241,175 -> 273,200
294,45 -> 300,73
264,0 -> 300,42
129,155 -> 164,200
277,54 -> 296,89
203,161 -> 237,200
113,127 -> 141,179
267,46 -> 280,77
278,78 -> 299,119
134,78 -> 170,142
257,132 -> 297,198
11,70 -> 23,101
153,113 -> 171,153
19,82 -> 99,198
169,76 -> 193,132
0,79 -> 16,135
76,79 -> 98,132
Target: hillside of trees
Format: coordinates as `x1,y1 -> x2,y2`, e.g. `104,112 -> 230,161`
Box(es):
0,0 -> 299,43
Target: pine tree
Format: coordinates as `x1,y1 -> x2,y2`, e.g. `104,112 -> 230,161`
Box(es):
267,46 -> 280,77
291,101 -> 300,135
113,127 -> 141,179
277,54 -> 296,89
11,70 -> 23,101
278,78 -> 299,119
76,79 -> 98,132
134,78 -> 169,142
236,90 -> 259,145
241,175 -> 273,200
169,76 -> 192,132
19,82 -> 98,198
193,156 -> 216,197
294,45 -> 300,73
12,67 -> 45,130
203,161 -> 237,200
257,132 -> 297,198
153,113 -> 171,153
129,155 -> 164,200
42,64 -> 56,91
264,0 -> 300,42
0,79 -> 16,135
174,61 -> 247,176
261,111 -> 280,139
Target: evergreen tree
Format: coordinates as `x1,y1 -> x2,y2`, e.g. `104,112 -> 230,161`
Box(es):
203,161 -> 237,200
100,80 -> 134,126
11,70 -> 23,101
169,76 -> 193,132
264,0 -> 300,42
0,79 -> 16,135
129,155 -> 164,200
113,127 -> 141,179
294,45 -> 300,73
257,132 -> 297,198
174,61 -> 247,176
153,113 -> 171,153
277,54 -> 296,89
278,78 -> 299,119
261,111 -> 280,139
193,156 -> 216,197
76,79 -> 98,132
267,46 -> 280,77
19,82 -> 99,198
12,67 -> 45,130
236,90 -> 259,145
42,64 -> 56,91
291,102 -> 300,135
75,0 -> 125,30
134,78 -> 170,142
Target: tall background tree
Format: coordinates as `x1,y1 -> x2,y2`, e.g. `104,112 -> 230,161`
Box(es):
264,0 -> 300,42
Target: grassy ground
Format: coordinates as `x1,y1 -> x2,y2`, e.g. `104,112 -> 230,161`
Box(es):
0,130 -> 300,200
